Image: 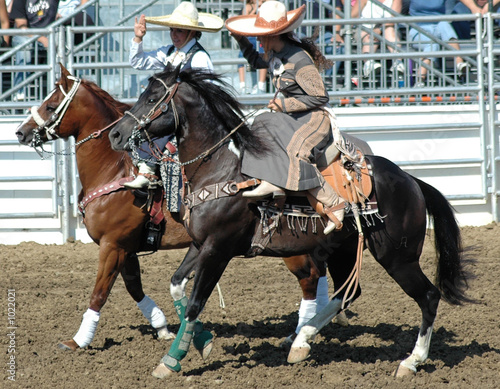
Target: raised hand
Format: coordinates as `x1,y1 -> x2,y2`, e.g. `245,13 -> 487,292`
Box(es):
134,14 -> 147,42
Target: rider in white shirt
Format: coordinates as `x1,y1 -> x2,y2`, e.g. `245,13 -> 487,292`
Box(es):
126,2 -> 223,190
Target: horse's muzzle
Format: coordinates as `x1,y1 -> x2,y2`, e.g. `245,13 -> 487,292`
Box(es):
109,127 -> 130,151
15,127 -> 32,146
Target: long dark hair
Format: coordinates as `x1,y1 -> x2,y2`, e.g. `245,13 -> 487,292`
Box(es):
284,32 -> 333,72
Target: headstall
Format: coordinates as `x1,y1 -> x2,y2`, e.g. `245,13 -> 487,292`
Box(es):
30,75 -> 82,148
124,76 -> 180,147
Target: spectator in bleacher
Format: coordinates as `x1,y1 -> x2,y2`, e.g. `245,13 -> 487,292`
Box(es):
409,0 -> 471,86
359,0 -> 405,77
9,0 -> 59,101
331,0 -> 362,79
447,0 -> 495,40
294,0 -> 337,83
479,0 -> 500,12
56,0 -> 94,45
126,1 -> 223,189
237,0 -> 267,94
0,0 -> 10,46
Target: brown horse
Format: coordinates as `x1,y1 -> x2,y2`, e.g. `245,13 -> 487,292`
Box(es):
15,65 -> 338,354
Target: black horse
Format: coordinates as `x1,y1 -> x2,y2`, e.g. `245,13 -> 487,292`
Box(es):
109,66 -> 470,379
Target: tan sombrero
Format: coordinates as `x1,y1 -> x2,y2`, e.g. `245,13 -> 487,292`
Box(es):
145,1 -> 224,33
225,1 -> 306,37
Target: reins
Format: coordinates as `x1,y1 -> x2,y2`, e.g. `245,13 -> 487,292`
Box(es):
125,73 -> 260,169
178,118 -> 250,167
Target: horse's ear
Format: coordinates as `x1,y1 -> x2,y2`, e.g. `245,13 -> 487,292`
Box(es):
59,63 -> 74,92
59,63 -> 71,78
173,64 -> 181,82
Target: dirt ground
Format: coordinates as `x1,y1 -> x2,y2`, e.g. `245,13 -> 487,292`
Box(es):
1,223 -> 499,388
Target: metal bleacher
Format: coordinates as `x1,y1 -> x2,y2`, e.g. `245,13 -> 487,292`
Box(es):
0,0 -> 497,108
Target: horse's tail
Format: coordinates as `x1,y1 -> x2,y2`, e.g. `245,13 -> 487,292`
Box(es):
412,176 -> 472,305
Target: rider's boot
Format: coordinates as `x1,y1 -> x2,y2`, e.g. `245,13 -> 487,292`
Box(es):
124,162 -> 157,189
308,181 -> 345,235
243,180 -> 285,199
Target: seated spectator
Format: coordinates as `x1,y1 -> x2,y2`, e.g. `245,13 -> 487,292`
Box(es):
447,0 -> 495,40
9,0 -> 59,100
409,0 -> 470,86
237,0 -> 267,94
57,0 -> 94,45
331,0 -> 363,78
359,0 -> 405,78
331,0 -> 350,77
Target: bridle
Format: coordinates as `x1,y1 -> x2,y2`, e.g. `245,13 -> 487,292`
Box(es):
28,75 -> 122,159
30,75 -> 81,148
124,75 -> 180,151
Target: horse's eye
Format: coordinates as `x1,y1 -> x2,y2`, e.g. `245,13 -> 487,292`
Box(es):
46,105 -> 56,112
148,98 -> 156,104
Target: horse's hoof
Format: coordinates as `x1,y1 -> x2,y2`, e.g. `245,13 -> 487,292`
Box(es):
280,334 -> 295,349
152,363 -> 176,379
193,330 -> 214,361
57,339 -> 79,351
197,338 -> 214,361
334,311 -> 349,327
157,326 -> 176,340
392,364 -> 416,377
287,345 -> 311,364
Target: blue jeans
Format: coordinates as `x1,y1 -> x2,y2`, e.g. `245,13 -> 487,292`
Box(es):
409,22 -> 458,64
12,35 -> 46,92
450,2 -> 471,40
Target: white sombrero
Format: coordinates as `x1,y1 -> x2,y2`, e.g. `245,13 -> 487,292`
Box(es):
225,1 -> 306,37
145,1 -> 224,33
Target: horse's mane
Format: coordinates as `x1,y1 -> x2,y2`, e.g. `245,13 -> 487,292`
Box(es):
81,79 -> 132,116
158,68 -> 268,156
78,78 -> 134,169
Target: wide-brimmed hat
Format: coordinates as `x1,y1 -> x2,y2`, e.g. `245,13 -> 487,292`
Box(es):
145,1 -> 224,33
225,1 -> 306,37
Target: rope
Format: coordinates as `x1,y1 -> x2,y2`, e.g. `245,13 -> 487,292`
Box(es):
329,170 -> 366,310
216,283 -> 225,309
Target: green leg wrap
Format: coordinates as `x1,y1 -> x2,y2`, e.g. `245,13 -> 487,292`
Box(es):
161,319 -> 195,372
173,297 -> 212,354
193,320 -> 213,352
173,296 -> 188,320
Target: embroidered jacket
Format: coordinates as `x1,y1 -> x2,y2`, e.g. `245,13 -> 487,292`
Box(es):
237,37 -> 329,113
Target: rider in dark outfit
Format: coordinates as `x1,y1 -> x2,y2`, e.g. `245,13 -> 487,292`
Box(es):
226,1 -> 345,235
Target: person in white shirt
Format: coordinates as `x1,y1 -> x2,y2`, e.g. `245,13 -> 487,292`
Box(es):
129,1 -> 222,74
126,1 -> 223,189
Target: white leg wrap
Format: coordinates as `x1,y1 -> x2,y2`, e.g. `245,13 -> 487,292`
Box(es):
73,308 -> 100,348
293,324 -> 317,349
400,324 -> 434,372
296,299 -> 317,334
316,276 -> 329,313
137,295 -> 168,329
293,298 -> 343,348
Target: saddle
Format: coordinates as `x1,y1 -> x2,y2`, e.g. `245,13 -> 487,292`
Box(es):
308,151 -> 373,216
78,178 -> 166,252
